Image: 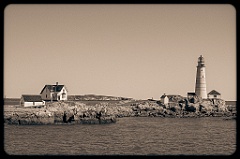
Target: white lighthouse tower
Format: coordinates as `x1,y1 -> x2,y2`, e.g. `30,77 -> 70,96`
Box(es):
195,55 -> 207,99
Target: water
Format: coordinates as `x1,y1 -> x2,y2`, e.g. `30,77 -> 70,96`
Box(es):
4,117 -> 236,155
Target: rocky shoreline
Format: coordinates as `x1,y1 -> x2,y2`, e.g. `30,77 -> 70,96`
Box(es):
4,98 -> 236,125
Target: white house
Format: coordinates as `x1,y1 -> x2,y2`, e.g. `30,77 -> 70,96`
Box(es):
20,95 -> 45,107
40,82 -> 68,101
208,90 -> 221,99
160,93 -> 169,105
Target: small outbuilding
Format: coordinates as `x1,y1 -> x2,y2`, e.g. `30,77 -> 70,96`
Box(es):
187,92 -> 197,99
20,95 -> 45,107
160,93 -> 169,105
208,90 -> 221,99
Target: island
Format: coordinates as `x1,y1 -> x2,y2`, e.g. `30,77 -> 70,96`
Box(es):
4,94 -> 236,125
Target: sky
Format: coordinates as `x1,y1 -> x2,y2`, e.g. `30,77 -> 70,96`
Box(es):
4,4 -> 236,100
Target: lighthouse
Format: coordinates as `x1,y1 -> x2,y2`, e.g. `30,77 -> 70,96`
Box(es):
195,55 -> 207,99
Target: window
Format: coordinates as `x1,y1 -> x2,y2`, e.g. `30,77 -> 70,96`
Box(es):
214,95 -> 217,98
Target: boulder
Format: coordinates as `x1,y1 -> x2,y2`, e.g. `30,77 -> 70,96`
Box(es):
200,100 -> 212,107
217,103 -> 228,112
6,111 -> 55,125
139,111 -> 148,117
185,103 -> 199,112
63,111 -> 75,123
199,105 -> 213,113
169,105 -> 182,113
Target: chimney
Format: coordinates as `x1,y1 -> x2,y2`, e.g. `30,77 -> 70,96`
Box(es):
56,82 -> 58,86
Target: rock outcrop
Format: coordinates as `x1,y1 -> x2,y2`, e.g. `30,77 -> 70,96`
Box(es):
4,97 -> 235,125
4,102 -> 117,125
4,109 -> 55,125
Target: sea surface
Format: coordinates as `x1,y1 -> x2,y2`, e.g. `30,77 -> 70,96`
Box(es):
4,117 -> 236,155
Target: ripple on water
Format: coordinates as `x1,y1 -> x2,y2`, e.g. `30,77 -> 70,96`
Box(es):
4,117 -> 236,155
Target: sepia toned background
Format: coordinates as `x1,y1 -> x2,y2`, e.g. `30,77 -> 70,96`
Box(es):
4,4 -> 236,100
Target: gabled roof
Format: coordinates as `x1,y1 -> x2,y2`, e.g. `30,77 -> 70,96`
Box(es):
208,90 -> 221,95
187,92 -> 196,96
21,95 -> 43,102
40,85 -> 67,94
160,94 -> 168,98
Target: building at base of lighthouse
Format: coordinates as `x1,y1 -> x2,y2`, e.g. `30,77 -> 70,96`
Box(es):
195,55 -> 207,99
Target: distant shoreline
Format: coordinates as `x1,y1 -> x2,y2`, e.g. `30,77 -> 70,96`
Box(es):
3,97 -> 237,106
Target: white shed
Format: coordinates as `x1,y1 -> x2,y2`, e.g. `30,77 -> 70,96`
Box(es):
20,95 -> 45,107
208,90 -> 221,99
